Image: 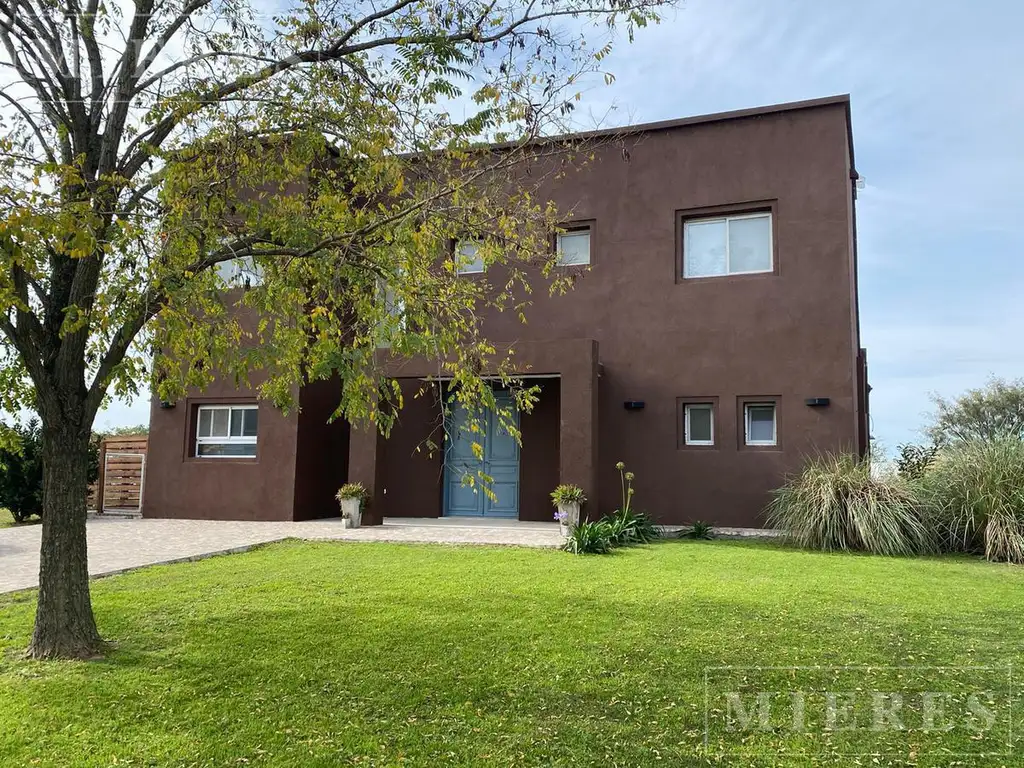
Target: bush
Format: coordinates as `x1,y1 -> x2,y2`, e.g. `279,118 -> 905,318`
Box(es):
919,439 -> 1024,564
0,419 -> 44,523
680,520 -> 714,540
606,508 -> 661,546
562,520 -> 614,555
895,443 -> 939,479
766,453 -> 932,556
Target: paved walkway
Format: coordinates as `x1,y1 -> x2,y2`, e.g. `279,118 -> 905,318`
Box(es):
0,516 -> 563,594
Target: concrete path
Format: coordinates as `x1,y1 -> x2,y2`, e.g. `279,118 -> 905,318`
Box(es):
0,516 -> 563,594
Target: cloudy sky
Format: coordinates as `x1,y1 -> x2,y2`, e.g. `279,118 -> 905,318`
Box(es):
98,0 -> 1024,451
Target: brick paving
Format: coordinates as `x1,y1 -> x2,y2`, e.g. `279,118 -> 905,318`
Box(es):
0,516 -> 563,594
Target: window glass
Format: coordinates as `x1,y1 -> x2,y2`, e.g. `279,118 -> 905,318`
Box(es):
746,404 -> 776,444
684,219 -> 727,277
557,229 -> 591,266
197,442 -> 258,457
728,215 -> 772,273
685,404 -> 713,444
456,241 -> 484,274
683,213 -> 772,278
230,409 -> 244,437
211,408 -> 230,437
198,408 -> 213,438
242,409 -> 259,437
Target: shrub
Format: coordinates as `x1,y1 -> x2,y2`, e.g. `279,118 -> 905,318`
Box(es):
766,453 -> 932,556
895,443 -> 939,479
0,419 -> 44,523
919,439 -> 1024,564
680,520 -> 714,540
550,484 -> 587,506
562,520 -> 614,555
606,508 -> 661,546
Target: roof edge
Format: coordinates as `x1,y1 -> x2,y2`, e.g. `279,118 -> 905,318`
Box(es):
541,94 -> 852,143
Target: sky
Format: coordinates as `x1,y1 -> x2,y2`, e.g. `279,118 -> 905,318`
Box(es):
96,0 -> 1024,451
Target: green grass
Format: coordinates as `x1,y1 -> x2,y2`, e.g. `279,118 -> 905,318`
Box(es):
1,541 -> 1023,766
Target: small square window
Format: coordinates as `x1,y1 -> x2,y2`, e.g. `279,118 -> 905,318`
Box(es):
557,228 -> 591,266
744,403 -> 777,446
683,212 -> 772,278
456,241 -> 484,274
684,403 -> 714,445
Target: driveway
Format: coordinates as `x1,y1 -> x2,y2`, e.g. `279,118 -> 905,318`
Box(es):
0,516 -> 562,594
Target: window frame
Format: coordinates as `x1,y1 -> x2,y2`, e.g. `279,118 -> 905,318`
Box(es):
743,402 -> 777,447
556,225 -> 592,267
195,404 -> 259,459
676,202 -> 778,283
683,402 -> 715,446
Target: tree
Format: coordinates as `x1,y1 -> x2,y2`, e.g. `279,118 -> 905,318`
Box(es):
928,377 -> 1024,446
0,419 -> 44,522
0,0 -> 671,657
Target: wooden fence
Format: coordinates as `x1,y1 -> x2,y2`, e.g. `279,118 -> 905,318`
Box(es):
89,434 -> 148,514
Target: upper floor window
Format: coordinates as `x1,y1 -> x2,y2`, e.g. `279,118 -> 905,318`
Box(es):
456,241 -> 484,275
556,227 -> 591,266
216,256 -> 264,287
196,404 -> 258,457
683,212 -> 772,279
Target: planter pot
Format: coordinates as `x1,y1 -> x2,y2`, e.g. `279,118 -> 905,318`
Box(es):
341,497 -> 362,528
558,501 -> 581,536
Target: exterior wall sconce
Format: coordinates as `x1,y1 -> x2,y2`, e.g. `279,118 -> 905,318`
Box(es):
623,401 -> 645,410
159,400 -> 176,409
805,397 -> 830,407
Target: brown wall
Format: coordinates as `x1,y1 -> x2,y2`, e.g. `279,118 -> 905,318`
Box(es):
144,381 -> 300,521
469,98 -> 861,526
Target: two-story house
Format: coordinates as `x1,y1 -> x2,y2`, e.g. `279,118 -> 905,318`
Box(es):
143,94 -> 868,528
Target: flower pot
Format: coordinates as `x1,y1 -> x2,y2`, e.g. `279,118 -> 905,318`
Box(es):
341,497 -> 362,528
558,501 -> 580,536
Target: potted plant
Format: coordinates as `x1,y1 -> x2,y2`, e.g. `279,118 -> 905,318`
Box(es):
551,484 -> 587,536
336,483 -> 369,528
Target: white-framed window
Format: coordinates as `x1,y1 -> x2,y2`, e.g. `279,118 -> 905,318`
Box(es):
215,256 -> 264,287
683,212 -> 772,278
455,241 -> 484,275
556,227 -> 591,266
684,403 -> 714,446
744,403 -> 777,446
196,405 -> 259,458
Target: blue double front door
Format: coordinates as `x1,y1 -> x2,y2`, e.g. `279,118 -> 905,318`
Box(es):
443,391 -> 520,518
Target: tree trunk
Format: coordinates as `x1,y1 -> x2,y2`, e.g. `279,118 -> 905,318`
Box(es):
26,420 -> 104,660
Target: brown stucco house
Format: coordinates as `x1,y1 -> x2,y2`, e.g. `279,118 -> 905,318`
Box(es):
143,94 -> 869,528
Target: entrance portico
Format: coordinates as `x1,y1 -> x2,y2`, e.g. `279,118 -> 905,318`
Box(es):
348,339 -> 599,525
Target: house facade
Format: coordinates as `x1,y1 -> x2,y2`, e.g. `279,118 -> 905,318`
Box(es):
143,95 -> 868,528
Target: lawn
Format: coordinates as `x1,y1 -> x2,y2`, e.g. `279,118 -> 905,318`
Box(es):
1,541 -> 1022,767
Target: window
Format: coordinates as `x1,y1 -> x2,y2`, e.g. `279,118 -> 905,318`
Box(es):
556,227 -> 591,266
744,403 -> 777,446
455,241 -> 484,274
196,405 -> 258,457
683,212 -> 772,278
215,256 -> 264,287
684,403 -> 714,446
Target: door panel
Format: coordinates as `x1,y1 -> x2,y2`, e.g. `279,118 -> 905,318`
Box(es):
443,393 -> 520,518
